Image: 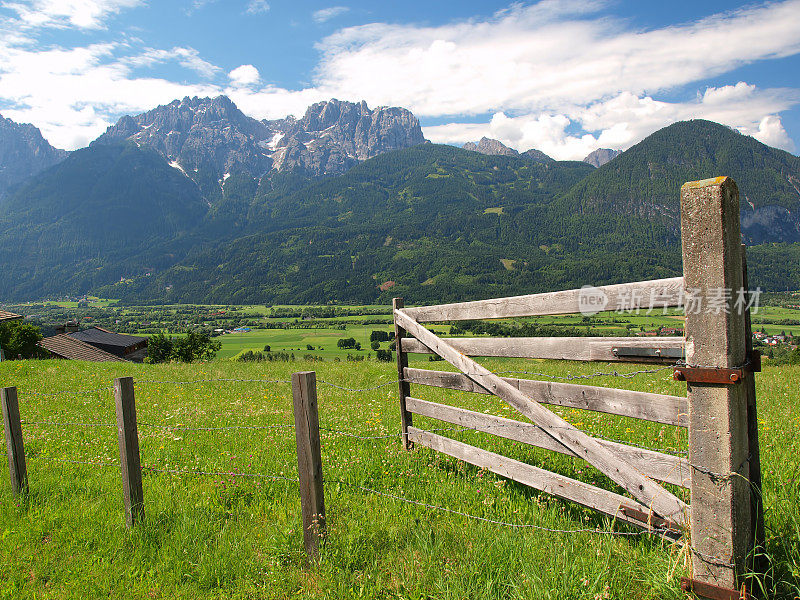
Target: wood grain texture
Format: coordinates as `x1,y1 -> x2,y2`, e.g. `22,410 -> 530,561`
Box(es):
394,309 -> 688,523
741,246 -> 765,568
1,387 -> 27,495
406,397 -> 689,487
114,376 -> 144,528
404,367 -> 688,427
401,336 -> 685,362
681,176 -> 751,588
402,277 -> 685,322
393,298 -> 413,450
292,371 -> 326,561
407,428 -> 684,533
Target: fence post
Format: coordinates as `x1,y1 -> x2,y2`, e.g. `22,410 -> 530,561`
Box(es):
741,245 -> 766,568
114,376 -> 144,527
680,177 -> 754,592
1,387 -> 27,495
393,298 -> 413,450
292,371 -> 326,561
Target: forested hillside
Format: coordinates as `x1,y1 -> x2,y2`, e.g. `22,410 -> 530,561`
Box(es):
99,144 -> 681,304
558,120 -> 800,243
1,119 -> 799,304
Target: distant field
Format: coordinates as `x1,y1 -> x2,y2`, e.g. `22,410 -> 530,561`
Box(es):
0,359 -> 797,598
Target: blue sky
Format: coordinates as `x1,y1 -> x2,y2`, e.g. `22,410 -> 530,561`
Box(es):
1,0 -> 799,159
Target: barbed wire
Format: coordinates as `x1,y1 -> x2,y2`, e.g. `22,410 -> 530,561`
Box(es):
23,387 -> 112,397
141,465 -> 300,483
22,420 -> 115,428
30,455 -> 119,468
138,422 -> 294,432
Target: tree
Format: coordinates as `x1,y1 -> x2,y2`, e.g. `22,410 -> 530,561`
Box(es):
146,331 -> 221,363
337,337 -> 357,349
263,345 -> 271,352
0,321 -> 44,359
172,331 -> 222,362
145,332 -> 173,363
371,340 -> 380,350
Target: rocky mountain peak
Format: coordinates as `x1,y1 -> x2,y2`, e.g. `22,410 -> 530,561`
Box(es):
521,148 -> 555,164
463,137 -> 518,156
92,95 -> 273,188
583,148 -> 622,168
0,114 -> 68,197
270,98 -> 426,175
90,96 -> 426,191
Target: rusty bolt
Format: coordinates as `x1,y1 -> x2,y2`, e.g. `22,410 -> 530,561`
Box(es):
673,370 -> 686,381
729,373 -> 740,383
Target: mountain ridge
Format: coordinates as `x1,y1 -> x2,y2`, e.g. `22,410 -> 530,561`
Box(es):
0,114 -> 68,198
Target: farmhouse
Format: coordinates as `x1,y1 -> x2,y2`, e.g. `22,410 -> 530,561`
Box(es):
0,310 -> 23,322
39,327 -> 148,362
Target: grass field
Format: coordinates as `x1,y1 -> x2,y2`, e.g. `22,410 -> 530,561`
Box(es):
0,358 -> 797,599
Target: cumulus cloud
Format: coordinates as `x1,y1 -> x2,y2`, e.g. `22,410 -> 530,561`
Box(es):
312,6 -> 348,24
1,0 -> 799,154
425,83 -> 799,159
2,0 -> 142,29
228,64 -> 260,86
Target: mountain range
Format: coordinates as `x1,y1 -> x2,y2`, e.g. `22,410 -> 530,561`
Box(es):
1,96 -> 799,304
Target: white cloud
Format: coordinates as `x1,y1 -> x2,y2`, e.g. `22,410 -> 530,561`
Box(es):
228,64 -> 260,86
1,0 -> 799,155
425,83 -> 799,159
313,0 -> 800,118
114,46 -> 221,78
753,115 -> 795,151
2,0 -> 142,29
245,0 -> 269,14
312,5 -> 348,24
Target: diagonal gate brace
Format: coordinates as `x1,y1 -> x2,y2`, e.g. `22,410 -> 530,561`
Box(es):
394,308 -> 688,525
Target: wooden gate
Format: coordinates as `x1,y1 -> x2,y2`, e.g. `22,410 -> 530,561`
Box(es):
393,177 -> 763,598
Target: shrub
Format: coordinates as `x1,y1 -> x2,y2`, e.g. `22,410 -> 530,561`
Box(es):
0,321 -> 44,359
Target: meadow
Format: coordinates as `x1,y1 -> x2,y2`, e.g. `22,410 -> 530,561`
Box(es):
0,357 -> 798,599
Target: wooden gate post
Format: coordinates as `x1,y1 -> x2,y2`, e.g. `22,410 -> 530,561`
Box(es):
1,387 -> 27,495
292,371 -> 326,561
680,177 -> 754,591
114,376 -> 144,527
393,298 -> 413,450
741,245 -> 766,568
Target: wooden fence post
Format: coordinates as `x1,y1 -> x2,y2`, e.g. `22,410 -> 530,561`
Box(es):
1,387 -> 27,495
741,245 -> 766,569
114,376 -> 144,527
680,177 -> 754,592
292,371 -> 326,561
393,298 -> 413,450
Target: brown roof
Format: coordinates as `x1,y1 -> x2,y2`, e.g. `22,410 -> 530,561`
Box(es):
0,310 -> 23,322
39,334 -> 128,362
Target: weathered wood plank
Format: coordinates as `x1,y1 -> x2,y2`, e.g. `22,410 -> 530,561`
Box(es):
1,387 -> 27,495
401,336 -> 684,362
681,176 -> 751,588
406,397 -> 689,487
395,309 -> 688,523
393,298 -> 413,450
114,376 -> 144,528
402,277 -> 685,322
407,427 -> 684,533
404,367 -> 688,427
292,371 -> 326,562
741,245 -> 765,570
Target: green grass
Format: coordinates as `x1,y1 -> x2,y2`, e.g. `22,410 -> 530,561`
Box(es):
0,359 -> 797,599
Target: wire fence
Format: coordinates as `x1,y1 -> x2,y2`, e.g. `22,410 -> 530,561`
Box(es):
7,367 -> 749,567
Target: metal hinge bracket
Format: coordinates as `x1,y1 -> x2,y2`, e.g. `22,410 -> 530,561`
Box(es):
673,351 -> 761,385
680,577 -> 749,600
